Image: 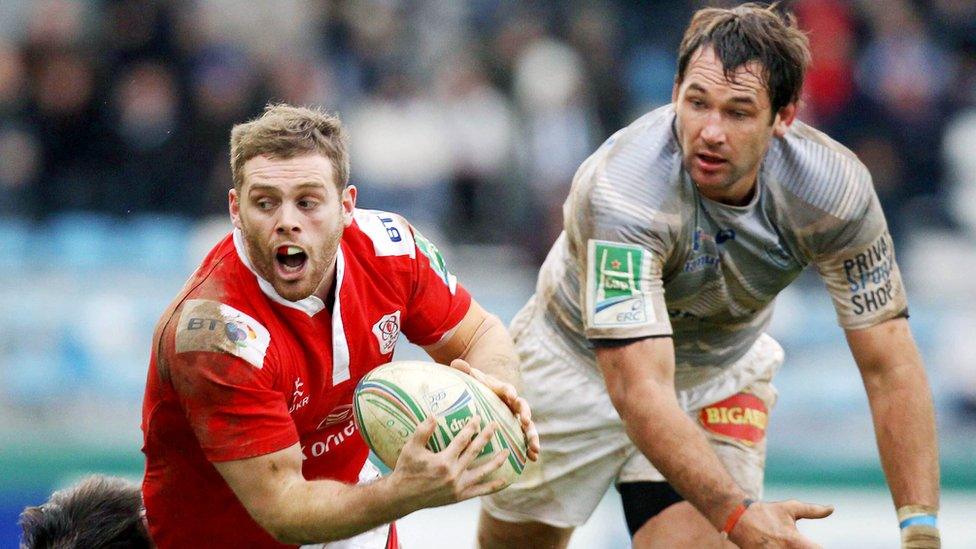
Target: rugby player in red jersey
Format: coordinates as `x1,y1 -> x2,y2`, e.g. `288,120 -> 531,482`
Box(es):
141,103 -> 540,548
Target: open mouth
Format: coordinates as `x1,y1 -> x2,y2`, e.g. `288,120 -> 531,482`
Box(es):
275,245 -> 308,276
694,152 -> 728,174
697,152 -> 726,166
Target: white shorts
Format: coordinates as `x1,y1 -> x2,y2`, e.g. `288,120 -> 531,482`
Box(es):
482,307 -> 782,528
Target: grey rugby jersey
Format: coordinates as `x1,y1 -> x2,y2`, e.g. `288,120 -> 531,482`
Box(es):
531,104 -> 907,389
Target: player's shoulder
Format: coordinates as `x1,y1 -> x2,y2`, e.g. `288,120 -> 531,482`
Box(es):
591,104 -> 680,188
767,120 -> 874,221
570,105 -> 683,230
349,208 -> 459,294
349,208 -> 417,259
156,235 -> 272,370
170,297 -> 272,370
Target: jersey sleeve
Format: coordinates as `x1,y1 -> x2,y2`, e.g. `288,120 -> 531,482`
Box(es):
400,226 -> 472,346
810,178 -> 909,329
567,151 -> 674,340
167,298 -> 298,462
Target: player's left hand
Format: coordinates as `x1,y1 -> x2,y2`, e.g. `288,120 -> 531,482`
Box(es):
449,359 -> 541,461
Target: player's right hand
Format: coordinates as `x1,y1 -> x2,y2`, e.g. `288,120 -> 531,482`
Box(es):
729,500 -> 834,548
389,416 -> 510,512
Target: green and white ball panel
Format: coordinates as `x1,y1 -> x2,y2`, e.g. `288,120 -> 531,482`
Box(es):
353,361 -> 528,487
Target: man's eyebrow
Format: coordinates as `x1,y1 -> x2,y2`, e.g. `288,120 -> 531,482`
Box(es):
247,182 -> 327,194
728,95 -> 759,106
687,83 -> 760,106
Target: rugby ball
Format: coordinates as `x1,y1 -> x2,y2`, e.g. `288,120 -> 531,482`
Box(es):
353,361 -> 528,488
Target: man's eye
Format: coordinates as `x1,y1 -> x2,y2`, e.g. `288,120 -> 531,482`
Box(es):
690,98 -> 706,109
298,200 -> 318,209
256,200 -> 274,210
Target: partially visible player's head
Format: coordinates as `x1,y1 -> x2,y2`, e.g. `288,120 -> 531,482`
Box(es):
228,104 -> 356,301
672,3 -> 810,204
19,475 -> 151,549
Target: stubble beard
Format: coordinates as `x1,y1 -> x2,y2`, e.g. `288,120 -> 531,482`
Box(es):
239,222 -> 342,302
685,154 -> 751,200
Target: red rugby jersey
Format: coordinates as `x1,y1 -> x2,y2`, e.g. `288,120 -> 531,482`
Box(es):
141,209 -> 471,548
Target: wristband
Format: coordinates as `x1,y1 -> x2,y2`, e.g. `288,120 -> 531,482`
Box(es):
721,498 -> 754,536
897,504 -> 938,529
898,505 -> 940,549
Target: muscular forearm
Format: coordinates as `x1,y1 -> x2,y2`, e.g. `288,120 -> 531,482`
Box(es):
218,446 -> 418,546
266,477 -> 404,545
862,359 -> 940,509
610,375 -> 746,529
848,319 -> 940,511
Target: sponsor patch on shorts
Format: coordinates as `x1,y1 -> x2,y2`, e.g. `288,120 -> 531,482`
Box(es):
698,392 -> 768,446
586,240 -> 652,327
176,299 -> 271,369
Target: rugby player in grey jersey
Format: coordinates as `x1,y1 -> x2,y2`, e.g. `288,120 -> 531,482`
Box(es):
478,4 -> 939,549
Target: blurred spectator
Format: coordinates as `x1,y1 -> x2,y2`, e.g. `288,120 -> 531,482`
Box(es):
186,44 -> 262,216
857,0 -> 953,223
26,45 -> 108,216
105,61 -> 195,216
795,0 -> 857,128
101,0 -> 181,67
943,108 -> 976,233
513,36 -> 597,261
436,53 -> 518,242
265,52 -> 339,111
567,4 -> 627,132
931,0 -> 976,50
0,41 -> 29,114
0,125 -> 41,216
24,0 -> 88,49
346,72 -> 453,234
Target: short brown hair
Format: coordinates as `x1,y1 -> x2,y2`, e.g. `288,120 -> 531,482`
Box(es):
230,103 -> 350,192
19,475 -> 151,548
676,2 -> 810,114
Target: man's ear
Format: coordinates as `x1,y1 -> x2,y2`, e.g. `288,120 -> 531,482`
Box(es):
341,185 -> 357,227
773,102 -> 797,138
672,79 -> 680,104
229,188 -> 242,230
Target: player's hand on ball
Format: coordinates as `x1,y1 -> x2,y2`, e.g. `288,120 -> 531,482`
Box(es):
448,359 -> 541,461
729,500 -> 833,549
389,415 -> 510,511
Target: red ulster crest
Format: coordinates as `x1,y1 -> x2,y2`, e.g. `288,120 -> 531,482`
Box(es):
698,392 -> 768,446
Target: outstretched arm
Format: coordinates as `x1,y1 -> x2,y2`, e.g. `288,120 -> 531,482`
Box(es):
846,317 -> 940,546
598,336 -> 832,547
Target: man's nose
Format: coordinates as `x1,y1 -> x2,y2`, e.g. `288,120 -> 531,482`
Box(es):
275,203 -> 302,233
700,111 -> 725,145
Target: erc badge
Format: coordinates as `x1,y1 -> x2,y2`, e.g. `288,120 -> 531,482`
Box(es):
698,392 -> 768,446
372,310 -> 401,355
587,240 -> 650,327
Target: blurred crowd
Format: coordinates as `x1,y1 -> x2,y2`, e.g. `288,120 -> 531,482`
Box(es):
0,0 -> 975,258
